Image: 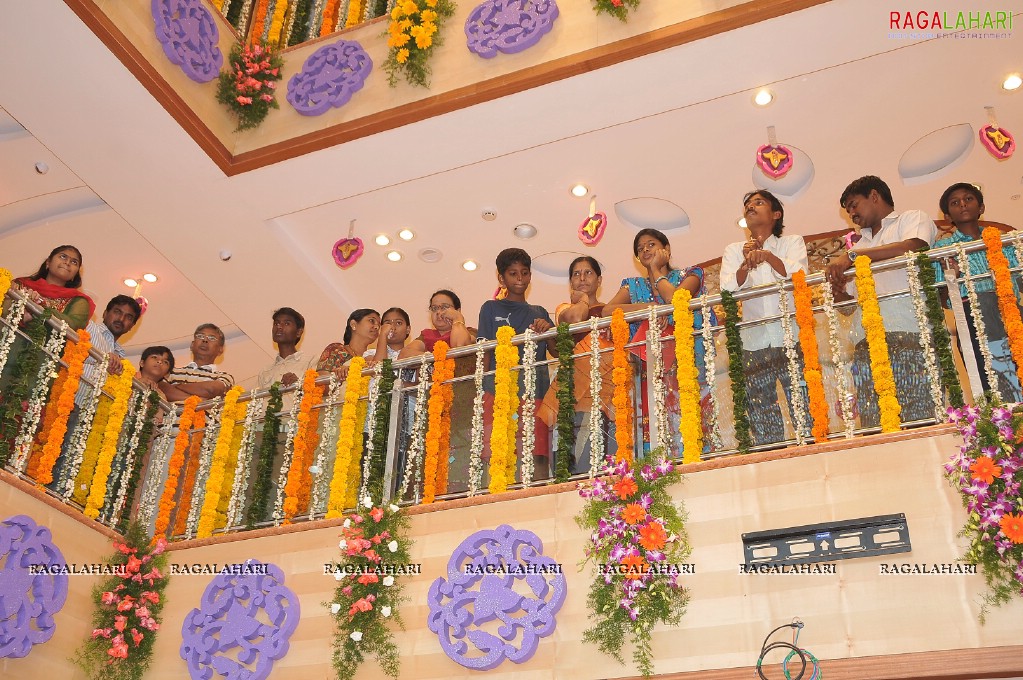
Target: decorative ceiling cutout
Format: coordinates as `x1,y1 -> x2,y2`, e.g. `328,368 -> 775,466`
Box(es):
614,198 -> 690,233
465,0 -> 560,58
898,124 -> 974,184
286,39 -> 373,116
751,144 -> 814,199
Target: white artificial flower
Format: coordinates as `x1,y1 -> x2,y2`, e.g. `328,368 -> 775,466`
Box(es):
387,540 -> 398,553
381,606 -> 391,617
339,539 -> 347,550
383,575 -> 394,587
330,603 -> 341,615
363,496 -> 373,508
343,519 -> 352,529
388,504 -> 400,513
334,572 -> 344,582
309,465 -> 322,474
350,631 -> 363,642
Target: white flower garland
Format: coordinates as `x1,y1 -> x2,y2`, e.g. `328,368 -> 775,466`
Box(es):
399,354 -> 430,498
358,364 -> 383,503
0,297 -> 26,377
186,403 -> 223,539
284,0 -> 301,44
100,390 -> 141,521
273,383 -> 304,526
110,389 -> 152,525
307,0 -> 326,41
957,243 -> 1000,397
310,375 -> 342,515
1012,231 -> 1023,275
468,343 -> 485,496
262,0 -> 278,42
777,282 -> 808,446
337,0 -> 351,30
13,322 -> 67,473
222,395 -> 264,528
520,330 -> 537,486
905,254 -> 946,420
60,352 -> 109,498
588,316 -> 604,478
137,402 -> 179,528
699,295 -> 723,451
237,0 -> 255,32
820,278 -> 856,437
362,0 -> 373,23
647,305 -> 669,453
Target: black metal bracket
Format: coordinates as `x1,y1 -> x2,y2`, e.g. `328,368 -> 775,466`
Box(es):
742,513 -> 911,566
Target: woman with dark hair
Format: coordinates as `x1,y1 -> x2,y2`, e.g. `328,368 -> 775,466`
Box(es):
366,307 -> 412,362
11,245 -> 95,329
316,308 -> 380,378
398,290 -> 476,359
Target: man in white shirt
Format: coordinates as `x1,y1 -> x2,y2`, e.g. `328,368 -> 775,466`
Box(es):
257,307 -> 313,390
75,295 -> 141,405
826,175 -> 937,427
720,190 -> 808,446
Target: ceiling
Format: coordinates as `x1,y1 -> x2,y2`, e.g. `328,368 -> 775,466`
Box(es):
1,0 -> 1021,388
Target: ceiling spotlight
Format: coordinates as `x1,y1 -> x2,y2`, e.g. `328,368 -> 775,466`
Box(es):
513,223 -> 538,239
142,273 -> 158,283
398,228 -> 415,241
571,184 -> 588,197
123,278 -> 138,288
753,88 -> 774,106
736,218 -> 747,230
462,260 -> 478,272
386,250 -> 403,262
1003,74 -> 1022,91
375,234 -> 391,246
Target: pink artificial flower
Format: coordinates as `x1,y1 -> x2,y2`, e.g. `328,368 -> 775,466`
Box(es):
341,585 -> 354,596
370,508 -> 384,522
363,549 -> 381,563
348,597 -> 374,618
265,81 -> 276,90
126,555 -> 143,573
140,617 -> 159,631
108,635 -> 128,659
142,567 -> 163,581
260,94 -> 273,103
114,615 -> 127,632
101,591 -> 118,606
114,584 -> 126,592
236,96 -> 253,105
92,628 -> 112,639
117,596 -> 135,612
371,535 -> 382,545
269,68 -> 279,76
357,573 -> 379,586
131,628 -> 144,646
353,515 -> 364,524
135,605 -> 151,619
141,591 -> 160,604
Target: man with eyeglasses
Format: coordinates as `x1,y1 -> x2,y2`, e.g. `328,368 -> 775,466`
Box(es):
159,323 -> 235,402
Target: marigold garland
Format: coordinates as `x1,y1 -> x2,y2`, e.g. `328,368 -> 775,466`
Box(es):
0,267 -> 12,304
791,271 -> 830,442
489,326 -> 518,494
31,330 -> 91,483
982,227 -> 1023,382
250,0 -> 270,41
84,360 -> 137,519
721,291 -> 753,453
344,399 -> 370,509
854,256 -> 902,432
215,411 -> 247,530
268,0 -> 289,42
327,357 -> 370,518
72,379 -> 115,506
422,342 -> 455,504
671,289 -> 702,462
610,309 -> 633,464
283,370 -> 323,521
384,0 -> 455,88
173,410 -> 207,537
196,387 -> 246,538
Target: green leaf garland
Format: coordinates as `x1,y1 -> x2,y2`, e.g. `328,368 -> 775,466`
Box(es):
0,311 -> 51,468
916,252 -> 964,409
246,383 -> 283,527
554,323 -> 575,483
367,358 -> 396,500
721,291 -> 753,453
115,391 -> 162,534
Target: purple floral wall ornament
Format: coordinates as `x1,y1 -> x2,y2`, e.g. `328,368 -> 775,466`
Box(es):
287,40 -> 373,116
180,560 -> 300,679
465,0 -> 560,59
0,515 -> 68,658
151,0 -> 223,83
427,525 -> 566,670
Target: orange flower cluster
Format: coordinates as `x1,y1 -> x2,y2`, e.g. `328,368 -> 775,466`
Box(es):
173,410 -> 207,536
197,387 -> 247,538
327,357 -> 370,518
854,256 -> 902,432
423,342 -> 455,504
31,329 -> 92,484
970,455 -> 1002,484
489,326 -> 519,494
1000,513 -> 1023,544
671,289 -> 702,462
622,503 -> 646,525
320,0 -> 341,36
982,227 -> 1023,381
284,370 -> 323,521
638,521 -> 667,551
610,309 -> 633,463
154,397 -> 201,540
250,0 -> 270,42
792,271 -> 829,442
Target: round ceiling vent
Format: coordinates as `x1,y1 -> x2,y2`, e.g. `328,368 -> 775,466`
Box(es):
418,248 -> 443,263
514,223 -> 538,239
614,198 -> 690,233
898,124 -> 974,185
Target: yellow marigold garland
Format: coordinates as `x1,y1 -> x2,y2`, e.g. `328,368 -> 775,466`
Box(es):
344,399 -> 369,508
72,379 -> 115,506
792,271 -> 830,442
283,370 -> 322,521
854,256 -> 902,432
215,408 -> 247,531
154,397 -> 201,539
671,289 -> 702,463
33,329 -> 92,485
0,267 -> 12,301
610,309 -> 633,463
196,386 -> 246,538
267,0 -> 289,43
423,342 -> 455,504
84,360 -> 136,519
982,227 -> 1023,380
174,410 -> 207,536
345,0 -> 364,27
327,357 -> 369,518
489,326 -> 518,494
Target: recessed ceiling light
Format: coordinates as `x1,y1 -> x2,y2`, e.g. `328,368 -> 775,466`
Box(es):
1003,74 -> 1022,91
462,260 -> 478,272
375,234 -> 391,246
753,88 -> 774,106
736,218 -> 747,229
398,228 -> 415,241
142,273 -> 158,283
123,278 -> 138,288
571,184 -> 588,197
513,223 -> 538,239
386,250 -> 403,262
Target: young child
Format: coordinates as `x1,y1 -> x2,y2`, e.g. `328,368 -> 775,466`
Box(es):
477,248 -> 556,479
366,307 -> 411,362
136,345 -> 175,389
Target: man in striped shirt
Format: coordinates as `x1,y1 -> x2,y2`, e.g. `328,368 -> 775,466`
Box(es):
158,323 -> 234,402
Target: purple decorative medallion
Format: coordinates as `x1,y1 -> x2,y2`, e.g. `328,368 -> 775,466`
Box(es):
427,525 -> 566,670
0,515 -> 68,658
465,0 -> 560,59
286,40 -> 373,116
152,0 -> 223,83
180,560 -> 300,679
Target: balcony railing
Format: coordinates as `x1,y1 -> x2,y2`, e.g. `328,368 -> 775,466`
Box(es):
2,233 -> 1020,540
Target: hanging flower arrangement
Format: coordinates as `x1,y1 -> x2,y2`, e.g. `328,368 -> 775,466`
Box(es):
791,271 -> 830,443
173,410 -> 208,537
283,370 -> 323,521
72,523 -> 169,680
914,252 -> 963,410
610,309 -> 633,463
588,316 -> 605,475
905,254 -> 952,421
34,329 -> 92,485
820,279 -> 856,437
554,323 -> 575,483
468,345 -> 486,494
216,42 -> 284,131
946,403 -> 1023,621
328,357 -> 370,518
384,0 -> 456,88
576,453 -> 690,677
671,289 -> 701,462
197,386 -> 247,538
326,499 -> 413,680
721,291 -> 753,452
423,342 -> 455,503
489,326 -> 519,494
0,309 -> 48,468
957,244 -> 1001,395
153,397 -> 202,539
853,256 -> 901,432
592,0 -> 640,22
982,227 -> 1023,382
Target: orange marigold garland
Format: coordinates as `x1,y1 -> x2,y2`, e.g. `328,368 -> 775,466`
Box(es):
154,397 -> 201,540
488,326 -> 518,494
297,380 -> 324,514
982,227 -> 1023,381
197,386 -> 246,538
422,341 -> 455,504
250,0 -> 271,41
792,271 -> 830,442
84,361 -> 137,519
854,256 -> 902,433
610,308 -> 633,463
283,370 -> 322,521
32,330 -> 91,485
327,357 -> 369,518
173,410 -> 207,536
671,289 -> 702,462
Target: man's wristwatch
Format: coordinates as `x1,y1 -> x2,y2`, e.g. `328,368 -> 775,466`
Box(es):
847,249 -> 858,263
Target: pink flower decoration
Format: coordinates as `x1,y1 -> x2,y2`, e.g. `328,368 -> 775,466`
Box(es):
114,615 -> 127,632
370,507 -> 384,522
101,591 -> 118,605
